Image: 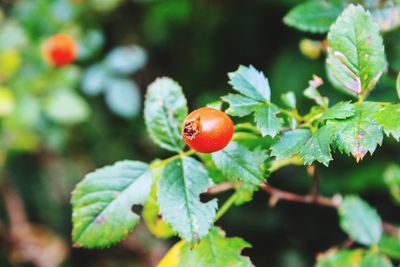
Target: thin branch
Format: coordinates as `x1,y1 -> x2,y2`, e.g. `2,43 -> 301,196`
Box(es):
259,183 -> 340,208
207,181 -> 233,195
307,164 -> 320,200
383,222 -> 400,236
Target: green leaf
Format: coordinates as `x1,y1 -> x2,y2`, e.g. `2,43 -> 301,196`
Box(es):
45,89 -> 90,125
397,72 -> 400,99
330,102 -> 383,162
326,4 -> 385,97
71,161 -> 152,248
383,163 -> 400,204
271,129 -> 311,160
283,0 -> 342,33
299,125 -> 334,166
178,227 -> 253,267
105,79 -> 141,118
374,104 -> 400,141
303,76 -> 329,107
281,91 -> 296,109
228,65 -> 271,102
338,196 -> 382,246
379,234 -> 400,260
158,157 -> 217,242
212,142 -> 266,185
254,103 -> 282,138
222,94 -> 259,117
81,64 -> 109,96
361,253 -> 393,267
144,77 -> 188,152
105,45 -> 147,75
317,249 -> 393,267
317,249 -> 363,267
321,101 -> 356,120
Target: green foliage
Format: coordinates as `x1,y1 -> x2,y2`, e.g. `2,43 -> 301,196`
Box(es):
211,142 -> 267,185
271,129 -> 311,159
383,164 -> 400,204
326,4 -> 385,97
338,196 -> 382,246
66,2 -> 400,266
329,102 -> 383,161
379,234 -> 400,260
228,65 -> 271,102
225,65 -> 283,137
158,157 -> 217,242
283,0 -> 342,33
144,77 -> 188,152
317,249 -> 393,267
321,101 -> 355,120
71,161 -> 152,248
178,227 -> 253,267
374,104 -> 400,140
45,89 -> 90,125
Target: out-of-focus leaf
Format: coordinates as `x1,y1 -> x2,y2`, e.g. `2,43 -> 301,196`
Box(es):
71,161 -> 152,248
0,87 -> 15,117
379,234 -> 400,260
0,49 -> 21,81
0,20 -> 27,50
327,5 -> 385,97
81,64 -> 110,96
317,249 -> 393,267
105,79 -> 141,118
228,65 -> 271,102
158,157 -> 217,242
254,103 -> 282,138
360,253 -> 393,267
396,72 -> 400,99
281,91 -> 296,109
157,240 -> 185,267
144,77 -> 188,152
330,102 -> 383,162
45,89 -> 90,125
384,163 -> 400,204
78,29 -> 104,61
143,178 -> 175,239
89,0 -> 124,12
105,45 -> 147,75
178,227 -> 254,267
374,104 -> 400,141
212,142 -> 266,185
317,249 -> 363,267
372,3 -> 400,32
321,101 -> 355,120
338,196 -> 382,246
284,0 -> 342,33
303,75 -> 328,107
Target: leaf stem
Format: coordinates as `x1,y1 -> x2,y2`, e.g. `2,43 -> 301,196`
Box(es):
150,150 -> 195,170
214,193 -> 237,222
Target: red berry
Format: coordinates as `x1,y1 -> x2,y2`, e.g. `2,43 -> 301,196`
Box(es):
42,34 -> 77,67
182,107 -> 234,153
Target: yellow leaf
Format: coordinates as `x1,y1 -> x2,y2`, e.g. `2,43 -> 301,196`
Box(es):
157,240 -> 185,267
0,49 -> 21,81
0,87 -> 15,116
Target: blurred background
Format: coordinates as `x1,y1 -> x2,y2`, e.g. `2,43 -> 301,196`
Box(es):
0,0 -> 399,266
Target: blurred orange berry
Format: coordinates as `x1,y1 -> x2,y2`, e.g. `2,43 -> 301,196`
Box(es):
42,34 -> 77,67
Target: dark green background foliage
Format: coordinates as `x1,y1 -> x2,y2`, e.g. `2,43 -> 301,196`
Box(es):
0,0 -> 399,266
